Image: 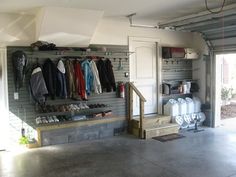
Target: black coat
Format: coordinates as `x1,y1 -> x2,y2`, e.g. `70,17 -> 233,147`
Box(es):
42,59 -> 57,99
12,50 -> 27,91
105,59 -> 116,92
96,59 -> 116,92
96,59 -> 109,92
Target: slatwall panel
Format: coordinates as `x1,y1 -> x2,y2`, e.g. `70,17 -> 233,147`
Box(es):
162,59 -> 192,81
161,59 -> 194,107
7,46 -> 129,144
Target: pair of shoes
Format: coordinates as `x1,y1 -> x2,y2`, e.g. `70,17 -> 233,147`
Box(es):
78,103 -> 89,109
88,104 -> 107,108
102,110 -> 112,117
93,113 -> 103,118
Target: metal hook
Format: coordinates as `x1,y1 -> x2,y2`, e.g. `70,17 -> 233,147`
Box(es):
118,58 -> 123,71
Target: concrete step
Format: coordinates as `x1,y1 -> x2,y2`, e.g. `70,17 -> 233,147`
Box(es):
144,123 -> 179,139
131,115 -> 171,129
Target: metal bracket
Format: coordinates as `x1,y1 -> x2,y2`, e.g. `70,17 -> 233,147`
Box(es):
126,13 -> 158,29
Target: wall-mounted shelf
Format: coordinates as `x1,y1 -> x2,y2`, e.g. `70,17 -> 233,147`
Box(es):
30,50 -> 135,58
162,58 -> 198,61
162,93 -> 192,98
162,79 -> 198,83
162,68 -> 193,72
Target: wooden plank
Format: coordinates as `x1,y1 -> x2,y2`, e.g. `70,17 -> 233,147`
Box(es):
132,127 -> 140,137
36,116 -> 126,131
132,115 -> 171,129
144,123 -> 179,139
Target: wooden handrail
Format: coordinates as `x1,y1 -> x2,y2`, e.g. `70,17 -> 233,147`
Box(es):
129,82 -> 146,102
128,82 -> 146,139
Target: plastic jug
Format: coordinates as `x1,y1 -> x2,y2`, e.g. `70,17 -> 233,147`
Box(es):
192,97 -> 201,113
177,98 -> 187,115
164,99 -> 179,116
185,97 -> 194,114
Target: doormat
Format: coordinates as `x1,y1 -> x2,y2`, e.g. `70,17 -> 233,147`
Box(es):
152,133 -> 185,142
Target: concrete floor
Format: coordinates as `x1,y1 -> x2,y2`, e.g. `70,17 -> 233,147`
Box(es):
1,126 -> 236,177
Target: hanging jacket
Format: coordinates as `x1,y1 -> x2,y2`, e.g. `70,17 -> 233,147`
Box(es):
105,59 -> 116,92
12,50 -> 27,92
56,60 -> 67,99
65,59 -> 76,98
96,59 -> 109,92
42,59 -> 57,99
30,67 -> 48,104
81,59 -> 93,95
90,60 -> 102,94
74,60 -> 87,100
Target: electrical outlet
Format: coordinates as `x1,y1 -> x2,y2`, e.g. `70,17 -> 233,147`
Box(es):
124,72 -> 129,77
14,92 -> 19,100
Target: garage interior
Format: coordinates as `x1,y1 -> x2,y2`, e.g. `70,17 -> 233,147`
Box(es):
1,0 -> 236,177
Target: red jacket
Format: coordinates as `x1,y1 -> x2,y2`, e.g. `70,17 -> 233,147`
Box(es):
74,60 -> 87,100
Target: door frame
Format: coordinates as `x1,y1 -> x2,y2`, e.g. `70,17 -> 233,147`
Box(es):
128,36 -> 161,114
213,51 -> 236,127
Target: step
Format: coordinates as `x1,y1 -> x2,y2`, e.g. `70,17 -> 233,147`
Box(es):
144,123 -> 179,139
131,115 -> 171,129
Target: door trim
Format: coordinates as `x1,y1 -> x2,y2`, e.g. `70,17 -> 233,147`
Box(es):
128,36 -> 161,114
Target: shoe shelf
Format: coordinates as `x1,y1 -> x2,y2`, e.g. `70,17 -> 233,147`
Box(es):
35,103 -> 113,125
36,106 -> 112,117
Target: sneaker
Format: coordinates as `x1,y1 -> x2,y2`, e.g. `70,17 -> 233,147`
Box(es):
82,103 -> 89,109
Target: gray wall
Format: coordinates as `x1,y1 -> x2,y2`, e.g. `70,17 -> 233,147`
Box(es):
7,46 -> 129,145
162,58 -> 194,106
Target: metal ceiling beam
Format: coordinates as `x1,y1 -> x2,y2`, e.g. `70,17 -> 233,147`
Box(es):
175,15 -> 236,31
179,20 -> 236,32
202,24 -> 236,34
158,3 -> 236,28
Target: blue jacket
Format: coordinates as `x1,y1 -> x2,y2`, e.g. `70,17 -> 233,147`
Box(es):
81,59 -> 93,95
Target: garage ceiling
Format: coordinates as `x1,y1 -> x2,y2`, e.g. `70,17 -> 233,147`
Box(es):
158,3 -> 236,52
0,0 -> 235,23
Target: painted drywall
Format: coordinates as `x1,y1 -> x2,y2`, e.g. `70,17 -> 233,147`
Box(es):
91,17 -> 194,47
36,7 -> 104,47
0,13 -> 36,47
0,47 -> 8,149
192,33 -> 209,103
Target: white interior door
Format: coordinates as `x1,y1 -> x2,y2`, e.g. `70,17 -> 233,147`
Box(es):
129,37 -> 158,115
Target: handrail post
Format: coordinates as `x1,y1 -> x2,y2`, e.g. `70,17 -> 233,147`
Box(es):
139,99 -> 144,139
127,82 -> 146,139
128,84 -> 133,133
